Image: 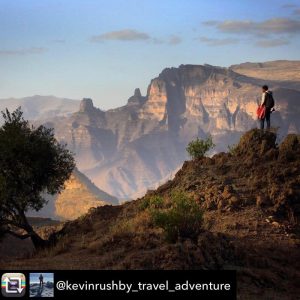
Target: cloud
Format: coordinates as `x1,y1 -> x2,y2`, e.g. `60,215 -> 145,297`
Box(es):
204,18 -> 300,36
216,20 -> 255,34
199,37 -> 239,46
220,18 -> 300,35
281,3 -> 298,8
91,29 -> 150,42
0,47 -> 47,55
168,35 -> 182,45
90,30 -> 182,46
202,17 -> 300,48
255,38 -> 290,47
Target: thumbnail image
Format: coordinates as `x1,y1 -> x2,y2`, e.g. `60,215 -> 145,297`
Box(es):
29,273 -> 54,297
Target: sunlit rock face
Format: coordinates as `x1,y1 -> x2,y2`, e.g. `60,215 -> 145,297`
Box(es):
42,62 -> 300,199
54,169 -> 118,220
28,168 -> 118,220
139,79 -> 168,120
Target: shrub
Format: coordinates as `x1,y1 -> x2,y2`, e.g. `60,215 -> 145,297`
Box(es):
186,135 -> 215,159
139,195 -> 165,211
227,143 -> 238,156
150,191 -> 203,243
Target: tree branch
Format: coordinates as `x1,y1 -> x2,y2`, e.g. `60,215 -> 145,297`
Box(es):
0,219 -> 23,229
3,229 -> 31,240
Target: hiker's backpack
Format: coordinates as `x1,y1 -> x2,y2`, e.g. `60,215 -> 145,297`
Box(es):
265,92 -> 275,108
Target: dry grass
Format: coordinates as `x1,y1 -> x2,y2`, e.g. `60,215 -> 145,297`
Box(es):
36,234 -> 73,257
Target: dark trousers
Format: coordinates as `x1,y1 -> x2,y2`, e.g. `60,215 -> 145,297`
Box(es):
260,107 -> 271,130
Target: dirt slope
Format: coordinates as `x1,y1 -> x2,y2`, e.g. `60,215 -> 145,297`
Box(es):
1,129 -> 300,300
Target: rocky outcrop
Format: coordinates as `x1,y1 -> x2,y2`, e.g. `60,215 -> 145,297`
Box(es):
42,61 -> 300,199
154,129 -> 300,223
79,98 -> 96,113
127,88 -> 145,106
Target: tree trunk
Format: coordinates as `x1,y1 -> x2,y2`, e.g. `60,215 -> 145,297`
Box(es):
18,210 -> 48,250
29,230 -> 48,250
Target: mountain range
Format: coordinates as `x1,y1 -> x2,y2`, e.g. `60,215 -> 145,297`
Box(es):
38,60 -> 300,199
1,60 -> 299,200
0,95 -> 79,123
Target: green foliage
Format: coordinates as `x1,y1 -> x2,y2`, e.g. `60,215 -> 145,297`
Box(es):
139,195 -> 165,211
0,108 -> 75,247
186,135 -> 215,160
227,143 -> 238,155
149,191 -> 203,243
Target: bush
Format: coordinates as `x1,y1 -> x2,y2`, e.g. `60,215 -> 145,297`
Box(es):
150,191 -> 203,243
186,135 -> 215,159
227,143 -> 238,156
139,195 -> 165,211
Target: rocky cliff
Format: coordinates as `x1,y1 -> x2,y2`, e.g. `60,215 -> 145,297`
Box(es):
41,61 -> 300,199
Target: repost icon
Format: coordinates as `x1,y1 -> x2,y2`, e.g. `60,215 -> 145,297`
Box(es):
1,273 -> 26,297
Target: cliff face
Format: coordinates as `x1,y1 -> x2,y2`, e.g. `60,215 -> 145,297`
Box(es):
141,65 -> 258,135
43,61 -> 300,199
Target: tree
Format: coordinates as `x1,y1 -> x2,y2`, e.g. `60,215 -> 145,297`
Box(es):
0,108 -> 75,249
186,135 -> 215,160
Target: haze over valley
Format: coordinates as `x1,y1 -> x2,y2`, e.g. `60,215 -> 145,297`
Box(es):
2,60 -> 300,204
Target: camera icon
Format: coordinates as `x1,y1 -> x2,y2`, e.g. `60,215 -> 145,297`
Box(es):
1,273 -> 26,297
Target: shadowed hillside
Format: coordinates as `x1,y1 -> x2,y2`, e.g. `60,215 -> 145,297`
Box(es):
1,129 -> 299,299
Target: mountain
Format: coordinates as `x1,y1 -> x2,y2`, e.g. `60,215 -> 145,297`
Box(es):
2,130 -> 300,299
230,60 -> 300,83
0,95 -> 80,122
40,61 -> 300,199
28,168 -> 118,220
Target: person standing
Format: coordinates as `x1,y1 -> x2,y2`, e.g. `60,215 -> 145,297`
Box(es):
260,85 -> 275,130
39,274 -> 44,287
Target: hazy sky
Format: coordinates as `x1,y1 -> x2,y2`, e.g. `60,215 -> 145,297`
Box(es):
1,0 -> 300,109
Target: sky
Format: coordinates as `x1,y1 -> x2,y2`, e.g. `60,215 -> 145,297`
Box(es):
29,273 -> 54,284
0,0 -> 300,109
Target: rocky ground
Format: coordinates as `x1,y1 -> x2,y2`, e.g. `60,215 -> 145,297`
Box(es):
1,129 -> 299,300
29,282 -> 54,297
